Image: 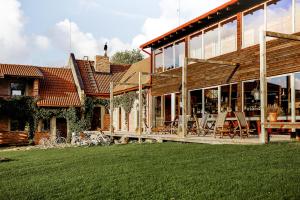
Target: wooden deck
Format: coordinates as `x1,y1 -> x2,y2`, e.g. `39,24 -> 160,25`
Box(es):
104,132 -> 293,145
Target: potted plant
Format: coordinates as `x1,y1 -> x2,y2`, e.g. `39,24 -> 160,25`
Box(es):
267,104 -> 283,122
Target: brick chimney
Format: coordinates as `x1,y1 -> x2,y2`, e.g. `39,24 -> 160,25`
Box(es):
94,55 -> 110,73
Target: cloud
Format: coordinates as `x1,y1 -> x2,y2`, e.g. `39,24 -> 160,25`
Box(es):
0,0 -> 28,63
34,35 -> 50,50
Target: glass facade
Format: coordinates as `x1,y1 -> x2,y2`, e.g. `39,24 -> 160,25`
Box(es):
267,0 -> 292,34
154,48 -> 163,73
154,96 -> 162,127
296,0 -> 300,31
164,45 -> 174,70
243,5 -> 265,48
189,33 -> 202,58
295,73 -> 300,116
244,80 -> 261,117
221,84 -> 238,112
204,26 -> 219,59
204,87 -> 218,114
220,18 -> 237,54
174,40 -> 185,68
267,75 -> 291,117
190,90 -> 203,117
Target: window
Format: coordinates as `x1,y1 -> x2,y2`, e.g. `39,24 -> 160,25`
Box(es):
190,90 -> 203,118
244,80 -> 261,117
296,0 -> 300,32
189,33 -> 202,58
243,5 -> 265,48
175,93 -> 182,117
204,26 -> 219,59
164,94 -> 172,121
42,119 -> 50,131
221,84 -> 238,112
10,119 -> 26,131
220,18 -> 237,54
295,73 -> 300,116
154,96 -> 162,127
11,82 -> 25,96
204,87 -> 218,114
267,75 -> 291,117
154,48 -> 163,73
174,40 -> 185,68
164,45 -> 174,70
267,0 -> 293,34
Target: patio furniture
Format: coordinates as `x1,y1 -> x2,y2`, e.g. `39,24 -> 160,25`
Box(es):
234,112 -> 250,138
194,113 -> 210,136
213,112 -> 231,138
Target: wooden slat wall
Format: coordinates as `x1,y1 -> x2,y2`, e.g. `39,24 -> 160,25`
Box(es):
0,131 -> 28,146
152,33 -> 300,96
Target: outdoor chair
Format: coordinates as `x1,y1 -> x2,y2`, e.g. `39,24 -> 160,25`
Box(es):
194,113 -> 209,136
213,112 -> 231,138
234,112 -> 250,138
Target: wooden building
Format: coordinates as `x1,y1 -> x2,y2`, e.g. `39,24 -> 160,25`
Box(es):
140,0 -> 300,136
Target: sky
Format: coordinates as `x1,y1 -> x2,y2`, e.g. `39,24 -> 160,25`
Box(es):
0,0 -> 228,66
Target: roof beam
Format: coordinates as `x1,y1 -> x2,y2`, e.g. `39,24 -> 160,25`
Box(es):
266,31 -> 300,41
187,58 -> 239,66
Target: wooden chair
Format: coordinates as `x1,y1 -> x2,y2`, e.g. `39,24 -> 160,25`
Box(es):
194,113 -> 209,136
234,112 -> 250,138
213,112 -> 230,138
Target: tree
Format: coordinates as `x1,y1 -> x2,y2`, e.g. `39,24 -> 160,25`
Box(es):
111,49 -> 144,65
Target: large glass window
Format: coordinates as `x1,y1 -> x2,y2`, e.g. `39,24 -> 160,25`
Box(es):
154,48 -> 163,73
243,5 -> 265,48
154,96 -> 162,127
204,87 -> 218,114
204,26 -> 219,59
189,33 -> 202,58
164,94 -> 172,121
267,75 -> 291,117
295,73 -> 300,116
164,45 -> 174,70
244,80 -> 261,117
174,40 -> 185,68
267,0 -> 292,34
296,0 -> 300,32
190,90 -> 203,118
220,18 -> 237,54
11,82 -> 25,96
221,84 -> 238,112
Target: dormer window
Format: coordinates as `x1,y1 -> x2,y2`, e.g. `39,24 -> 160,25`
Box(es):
11,82 -> 25,96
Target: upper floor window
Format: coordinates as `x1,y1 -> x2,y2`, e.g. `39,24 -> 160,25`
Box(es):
296,0 -> 300,31
164,45 -> 174,70
189,32 -> 202,59
11,82 -> 25,96
174,40 -> 185,68
220,17 -> 237,54
204,25 -> 219,59
243,5 -> 265,48
267,0 -> 293,34
154,48 -> 163,73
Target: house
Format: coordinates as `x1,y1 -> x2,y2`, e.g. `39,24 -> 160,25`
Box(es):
139,0 -> 300,138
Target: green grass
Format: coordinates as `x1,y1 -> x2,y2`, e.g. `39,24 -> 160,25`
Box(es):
0,143 -> 299,200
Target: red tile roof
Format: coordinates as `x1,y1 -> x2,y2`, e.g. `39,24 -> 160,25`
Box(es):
37,67 -> 81,107
76,59 -> 130,96
0,63 -> 44,78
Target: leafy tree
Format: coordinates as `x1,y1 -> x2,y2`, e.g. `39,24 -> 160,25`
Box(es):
110,49 -> 144,65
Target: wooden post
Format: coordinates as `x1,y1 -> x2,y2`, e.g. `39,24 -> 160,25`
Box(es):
138,72 -> 142,136
50,116 -> 56,142
259,31 -> 268,144
110,82 -> 114,134
180,57 -> 188,138
291,74 -> 296,133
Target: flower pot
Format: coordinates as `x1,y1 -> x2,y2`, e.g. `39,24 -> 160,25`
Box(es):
269,112 -> 278,122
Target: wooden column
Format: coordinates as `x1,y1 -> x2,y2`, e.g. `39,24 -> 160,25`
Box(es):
138,72 -> 142,135
66,118 -> 71,143
291,74 -> 296,132
237,82 -> 243,111
180,57 -> 188,138
37,119 -> 43,132
161,95 -> 165,126
50,116 -> 56,142
110,82 -> 114,134
259,31 -> 268,144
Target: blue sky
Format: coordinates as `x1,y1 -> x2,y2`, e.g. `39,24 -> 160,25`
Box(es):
0,0 -> 228,66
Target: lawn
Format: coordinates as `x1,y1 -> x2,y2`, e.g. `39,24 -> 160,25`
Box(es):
0,142 -> 299,200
